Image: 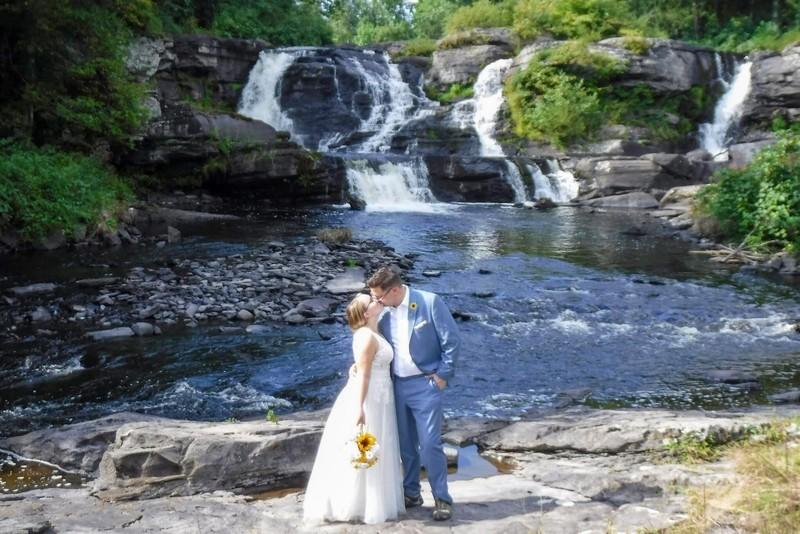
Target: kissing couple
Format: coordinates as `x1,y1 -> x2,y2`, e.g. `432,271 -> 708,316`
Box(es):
303,266 -> 460,525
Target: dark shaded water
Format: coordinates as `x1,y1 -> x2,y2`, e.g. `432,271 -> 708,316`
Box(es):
2,204 -> 800,436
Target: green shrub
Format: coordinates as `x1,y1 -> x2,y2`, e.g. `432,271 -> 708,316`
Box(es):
505,43 -> 621,147
445,0 -> 515,34
425,82 -> 474,103
437,29 -> 492,49
697,131 -> 800,254
513,0 -> 634,41
354,20 -> 414,45
621,35 -> 651,55
0,143 -> 132,240
394,38 -> 438,57
506,65 -> 602,148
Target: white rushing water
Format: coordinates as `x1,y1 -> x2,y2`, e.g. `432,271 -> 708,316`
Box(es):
699,61 -> 753,161
454,58 -> 528,203
238,50 -> 299,136
346,159 -> 444,212
355,55 -> 435,153
527,161 -> 580,204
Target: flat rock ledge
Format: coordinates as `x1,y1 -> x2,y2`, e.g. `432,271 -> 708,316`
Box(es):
3,406 -> 800,533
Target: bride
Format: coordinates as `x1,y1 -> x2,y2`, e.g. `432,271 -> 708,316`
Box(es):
302,293 -> 405,524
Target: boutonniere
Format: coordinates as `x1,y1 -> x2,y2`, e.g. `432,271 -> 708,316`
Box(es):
410,302 -> 417,311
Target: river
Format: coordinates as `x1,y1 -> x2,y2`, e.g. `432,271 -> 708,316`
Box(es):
2,203 -> 799,436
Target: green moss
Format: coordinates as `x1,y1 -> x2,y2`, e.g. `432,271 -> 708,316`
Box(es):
393,38 -> 438,58
437,30 -> 492,50
621,35 -> 651,55
425,82 -> 474,103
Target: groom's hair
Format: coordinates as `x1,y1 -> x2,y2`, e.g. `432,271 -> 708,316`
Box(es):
367,266 -> 402,290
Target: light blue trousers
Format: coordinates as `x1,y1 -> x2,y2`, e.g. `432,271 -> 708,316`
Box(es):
393,375 -> 452,504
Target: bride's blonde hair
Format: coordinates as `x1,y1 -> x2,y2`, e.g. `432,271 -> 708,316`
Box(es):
346,294 -> 369,331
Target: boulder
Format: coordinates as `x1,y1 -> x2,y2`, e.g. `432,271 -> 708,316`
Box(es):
642,153 -> 714,183
742,45 -> 800,127
658,184 -> 705,210
425,155 -> 516,202
586,192 -> 660,209
0,412 -> 163,474
590,159 -> 673,196
325,267 -> 366,295
86,327 -> 136,341
429,28 -> 515,89
728,139 -> 776,168
93,418 -> 324,500
7,283 -> 59,296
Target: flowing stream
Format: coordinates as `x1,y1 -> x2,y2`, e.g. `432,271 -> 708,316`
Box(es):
699,60 -> 753,161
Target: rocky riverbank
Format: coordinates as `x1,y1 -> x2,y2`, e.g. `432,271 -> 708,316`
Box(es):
2,406 -> 800,533
1,230 -> 415,343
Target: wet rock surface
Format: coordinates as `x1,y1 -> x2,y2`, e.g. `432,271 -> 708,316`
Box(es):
3,406 -> 800,532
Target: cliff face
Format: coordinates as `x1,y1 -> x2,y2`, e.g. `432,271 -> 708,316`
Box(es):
121,36 -> 346,205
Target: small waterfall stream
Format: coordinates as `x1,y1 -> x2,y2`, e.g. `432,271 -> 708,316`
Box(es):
699,60 -> 753,161
238,51 -> 299,136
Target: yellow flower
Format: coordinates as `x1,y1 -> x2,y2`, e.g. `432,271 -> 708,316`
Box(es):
357,431 -> 377,453
410,302 -> 417,311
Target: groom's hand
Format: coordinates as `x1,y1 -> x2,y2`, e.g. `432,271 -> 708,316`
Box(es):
429,373 -> 447,390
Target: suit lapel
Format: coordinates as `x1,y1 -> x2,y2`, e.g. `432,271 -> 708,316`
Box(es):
406,288 -> 418,344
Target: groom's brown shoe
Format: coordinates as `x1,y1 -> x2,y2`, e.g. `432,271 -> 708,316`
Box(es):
433,498 -> 452,521
404,494 -> 423,508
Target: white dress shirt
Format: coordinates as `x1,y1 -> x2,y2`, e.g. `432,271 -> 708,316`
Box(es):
390,286 -> 422,377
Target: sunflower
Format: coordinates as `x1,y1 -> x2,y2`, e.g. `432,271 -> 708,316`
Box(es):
357,431 -> 377,453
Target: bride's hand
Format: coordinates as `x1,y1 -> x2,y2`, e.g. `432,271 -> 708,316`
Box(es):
348,363 -> 357,378
356,408 -> 365,426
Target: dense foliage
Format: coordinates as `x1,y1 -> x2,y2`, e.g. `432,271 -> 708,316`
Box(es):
697,131 -> 800,254
0,142 -> 132,240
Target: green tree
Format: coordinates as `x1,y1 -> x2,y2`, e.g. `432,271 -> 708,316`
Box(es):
413,0 -> 463,39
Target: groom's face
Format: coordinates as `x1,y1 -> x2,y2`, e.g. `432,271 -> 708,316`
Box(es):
370,284 -> 402,307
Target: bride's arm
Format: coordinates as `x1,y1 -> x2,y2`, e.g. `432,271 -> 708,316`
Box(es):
353,329 -> 378,425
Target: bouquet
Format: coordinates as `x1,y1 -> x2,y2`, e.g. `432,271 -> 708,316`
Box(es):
348,425 -> 380,469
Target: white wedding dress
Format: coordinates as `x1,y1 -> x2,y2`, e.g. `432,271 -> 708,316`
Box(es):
303,331 -> 405,525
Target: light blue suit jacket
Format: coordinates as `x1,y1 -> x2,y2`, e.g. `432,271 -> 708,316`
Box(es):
378,288 -> 459,381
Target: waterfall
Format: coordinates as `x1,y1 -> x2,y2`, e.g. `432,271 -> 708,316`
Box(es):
699,61 -> 753,161
346,159 -> 442,212
238,50 -> 299,137
527,160 -> 580,204
454,58 -> 528,203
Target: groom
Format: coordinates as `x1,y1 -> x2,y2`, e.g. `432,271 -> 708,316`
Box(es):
367,266 -> 460,521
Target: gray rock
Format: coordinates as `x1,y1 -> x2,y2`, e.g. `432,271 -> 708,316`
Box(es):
325,267 -> 365,295
705,370 -> 759,384
237,309 -> 254,321
423,270 -> 442,277
769,390 -> 800,403
167,226 -> 182,243
429,28 -> 514,89
7,283 -> 58,296
131,322 -> 155,336
586,192 -> 660,209
86,327 -> 136,341
0,412 -> 163,474
125,37 -> 166,81
728,140 -> 776,168
743,45 -> 800,127
659,184 -> 704,210
93,418 -> 323,500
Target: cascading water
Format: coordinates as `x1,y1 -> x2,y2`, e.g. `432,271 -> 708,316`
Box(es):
238,51 -> 299,138
699,61 -> 753,161
455,58 -> 528,202
346,159 -> 441,212
238,48 -> 440,211
527,161 -> 580,204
